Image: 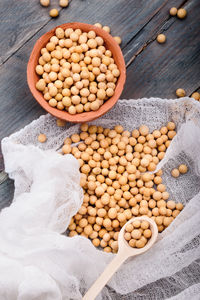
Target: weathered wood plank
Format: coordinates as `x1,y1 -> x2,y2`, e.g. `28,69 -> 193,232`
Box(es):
0,0 -> 63,65
0,177 -> 14,210
0,0 -> 181,141
0,0 -> 172,204
122,0 -> 200,99
0,0 -> 170,65
57,0 -> 171,48
123,0 -> 188,65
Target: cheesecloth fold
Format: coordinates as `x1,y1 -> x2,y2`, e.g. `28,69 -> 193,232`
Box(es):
1,98 -> 200,300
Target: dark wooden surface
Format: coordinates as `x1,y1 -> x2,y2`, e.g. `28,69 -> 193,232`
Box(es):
0,0 -> 200,298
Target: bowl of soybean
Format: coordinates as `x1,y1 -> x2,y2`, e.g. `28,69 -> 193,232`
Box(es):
27,22 -> 126,123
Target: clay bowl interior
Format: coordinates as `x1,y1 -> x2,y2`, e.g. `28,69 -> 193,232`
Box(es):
27,22 -> 126,123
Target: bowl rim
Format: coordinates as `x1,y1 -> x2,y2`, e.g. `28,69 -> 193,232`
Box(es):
27,22 -> 126,123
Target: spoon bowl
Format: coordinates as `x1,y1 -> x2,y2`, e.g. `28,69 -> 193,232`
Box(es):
83,216 -> 158,300
118,215 -> 158,257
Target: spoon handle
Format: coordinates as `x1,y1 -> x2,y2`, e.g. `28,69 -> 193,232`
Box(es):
83,251 -> 128,300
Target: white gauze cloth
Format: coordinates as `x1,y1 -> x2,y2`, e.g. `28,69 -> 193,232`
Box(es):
1,98 -> 200,300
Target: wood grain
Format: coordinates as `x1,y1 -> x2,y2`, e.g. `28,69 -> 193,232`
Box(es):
0,0 -> 63,65
0,0 -> 161,65
0,177 -> 14,210
123,0 -> 188,65
122,0 -> 200,99
0,0 -> 179,141
57,0 -> 172,48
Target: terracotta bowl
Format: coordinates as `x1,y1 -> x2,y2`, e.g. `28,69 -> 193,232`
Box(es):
27,22 -> 126,123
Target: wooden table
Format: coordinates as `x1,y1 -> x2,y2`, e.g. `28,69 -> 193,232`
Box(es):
0,0 -> 200,298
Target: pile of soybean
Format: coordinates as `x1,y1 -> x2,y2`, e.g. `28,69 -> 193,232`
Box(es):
61,122 -> 186,253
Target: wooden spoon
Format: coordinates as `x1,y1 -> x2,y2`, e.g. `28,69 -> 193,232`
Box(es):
83,216 -> 158,300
